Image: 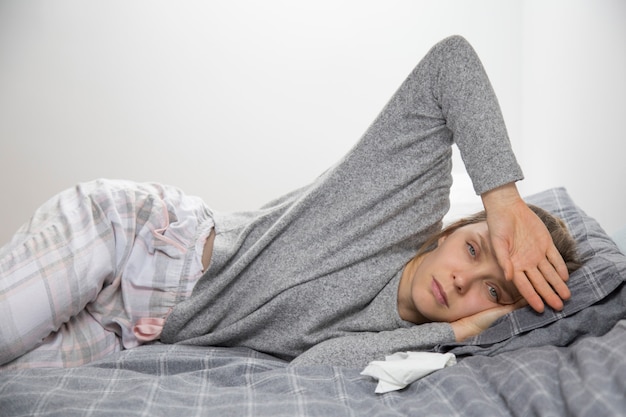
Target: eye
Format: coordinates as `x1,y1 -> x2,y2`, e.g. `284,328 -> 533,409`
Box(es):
466,243 -> 477,258
488,285 -> 499,302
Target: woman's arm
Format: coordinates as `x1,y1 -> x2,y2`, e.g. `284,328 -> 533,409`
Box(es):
425,37 -> 570,312
291,323 -> 455,368
292,297 -> 524,368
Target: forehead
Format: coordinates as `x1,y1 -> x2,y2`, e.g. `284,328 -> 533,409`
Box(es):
448,222 -> 491,256
451,221 -> 489,236
452,221 -> 522,302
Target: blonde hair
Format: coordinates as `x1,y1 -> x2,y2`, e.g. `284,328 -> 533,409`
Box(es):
416,205 -> 582,273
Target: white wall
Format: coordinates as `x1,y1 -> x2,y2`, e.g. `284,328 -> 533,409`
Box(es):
0,0 -> 623,247
519,0 -> 626,235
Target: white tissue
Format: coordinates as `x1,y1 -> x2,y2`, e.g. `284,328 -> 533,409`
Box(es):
361,351 -> 457,393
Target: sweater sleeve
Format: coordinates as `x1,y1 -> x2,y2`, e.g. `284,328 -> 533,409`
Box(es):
290,323 -> 456,369
430,35 -> 524,194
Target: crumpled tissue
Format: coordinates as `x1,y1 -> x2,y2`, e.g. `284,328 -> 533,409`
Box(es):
361,351 -> 457,393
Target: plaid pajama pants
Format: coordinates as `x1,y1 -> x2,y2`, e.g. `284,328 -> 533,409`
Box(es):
0,179 -> 214,369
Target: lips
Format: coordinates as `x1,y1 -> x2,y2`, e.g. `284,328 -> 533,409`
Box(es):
431,278 -> 449,307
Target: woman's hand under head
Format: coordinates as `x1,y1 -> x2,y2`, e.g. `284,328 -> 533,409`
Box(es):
449,299 -> 526,341
397,221 -> 525,329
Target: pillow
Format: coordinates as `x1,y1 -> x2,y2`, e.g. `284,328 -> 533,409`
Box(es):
438,187 -> 626,357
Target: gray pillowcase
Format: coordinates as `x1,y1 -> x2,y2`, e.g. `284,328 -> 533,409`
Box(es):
438,187 -> 626,357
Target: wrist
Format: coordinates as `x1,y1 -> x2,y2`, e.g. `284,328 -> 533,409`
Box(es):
481,182 -> 523,212
450,322 -> 471,342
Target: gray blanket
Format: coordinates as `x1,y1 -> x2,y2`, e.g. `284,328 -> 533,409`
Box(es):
1,324 -> 625,417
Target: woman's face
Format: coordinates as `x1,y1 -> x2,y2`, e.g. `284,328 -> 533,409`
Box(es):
403,222 -> 521,323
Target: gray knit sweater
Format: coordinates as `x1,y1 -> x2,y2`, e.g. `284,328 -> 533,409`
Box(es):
161,36 -> 523,368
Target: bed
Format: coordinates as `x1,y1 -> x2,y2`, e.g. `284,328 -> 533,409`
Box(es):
1,187 -> 625,417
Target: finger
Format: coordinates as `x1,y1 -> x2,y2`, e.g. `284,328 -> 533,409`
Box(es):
525,267 -> 565,312
511,271 -> 544,313
490,303 -> 518,324
547,245 -> 569,282
497,303 -> 518,316
477,304 -> 517,330
486,303 -> 516,317
538,258 -> 571,301
491,239 -> 514,281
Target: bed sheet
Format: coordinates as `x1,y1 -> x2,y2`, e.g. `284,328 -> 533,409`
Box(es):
1,320 -> 625,417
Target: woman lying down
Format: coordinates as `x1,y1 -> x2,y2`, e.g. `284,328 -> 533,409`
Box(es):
0,36 -> 580,369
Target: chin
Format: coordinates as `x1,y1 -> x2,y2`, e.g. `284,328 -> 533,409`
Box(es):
419,309 -> 447,323
423,309 -> 460,323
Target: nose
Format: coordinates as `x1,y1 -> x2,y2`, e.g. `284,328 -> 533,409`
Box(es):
452,271 -> 479,294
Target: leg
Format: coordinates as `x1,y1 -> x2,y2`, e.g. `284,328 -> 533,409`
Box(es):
0,181 -> 121,365
0,179 -> 213,367
1,309 -> 122,369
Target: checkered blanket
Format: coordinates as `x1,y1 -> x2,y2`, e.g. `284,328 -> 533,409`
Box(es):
1,324 -> 625,417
